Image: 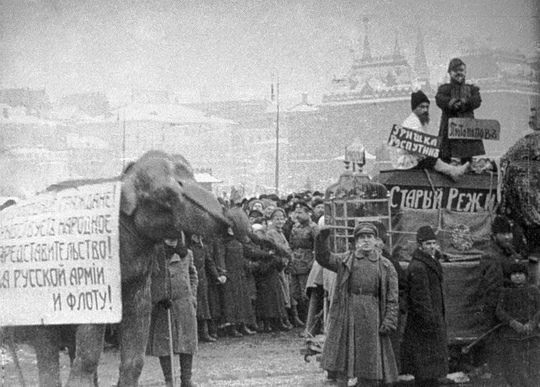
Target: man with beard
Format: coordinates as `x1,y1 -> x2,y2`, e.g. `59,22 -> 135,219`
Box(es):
392,90 -> 469,181
436,58 -> 484,164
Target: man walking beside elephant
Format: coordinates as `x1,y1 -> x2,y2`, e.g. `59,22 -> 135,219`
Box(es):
147,238 -> 199,387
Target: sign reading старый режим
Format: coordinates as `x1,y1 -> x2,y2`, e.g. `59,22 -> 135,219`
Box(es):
0,182 -> 122,326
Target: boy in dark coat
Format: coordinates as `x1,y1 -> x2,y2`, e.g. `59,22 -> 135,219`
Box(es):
401,225 -> 448,387
435,58 -> 484,163
493,262 -> 540,387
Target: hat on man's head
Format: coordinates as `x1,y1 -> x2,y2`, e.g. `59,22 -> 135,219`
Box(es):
507,262 -> 528,277
417,225 -> 437,243
492,215 -> 512,234
312,198 -> 324,208
447,57 -> 465,72
354,222 -> 378,238
411,90 -> 430,111
293,201 -> 312,212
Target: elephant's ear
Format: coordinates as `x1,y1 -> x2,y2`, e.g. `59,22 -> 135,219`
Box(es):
121,173 -> 138,215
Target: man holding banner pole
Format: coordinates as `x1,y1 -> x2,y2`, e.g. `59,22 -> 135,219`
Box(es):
390,90 -> 470,181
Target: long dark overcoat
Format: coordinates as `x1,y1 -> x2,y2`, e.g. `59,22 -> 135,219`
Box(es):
218,236 -> 256,325
206,238 -> 226,320
191,242 -> 212,320
147,246 -> 198,356
435,81 -> 483,160
401,248 -> 449,380
315,235 -> 399,383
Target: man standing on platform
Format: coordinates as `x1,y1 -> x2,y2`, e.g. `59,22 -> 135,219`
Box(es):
436,58 -> 484,164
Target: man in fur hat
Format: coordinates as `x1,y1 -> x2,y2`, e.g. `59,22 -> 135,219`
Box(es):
401,225 -> 448,387
436,58 -> 484,164
393,90 -> 469,181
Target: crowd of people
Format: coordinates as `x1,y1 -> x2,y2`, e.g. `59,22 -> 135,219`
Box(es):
141,57 -> 540,387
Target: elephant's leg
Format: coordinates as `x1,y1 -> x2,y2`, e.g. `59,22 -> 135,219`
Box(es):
116,312 -> 152,387
65,324 -> 105,387
33,326 -> 62,387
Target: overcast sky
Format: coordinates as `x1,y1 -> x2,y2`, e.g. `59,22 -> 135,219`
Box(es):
1,0 -> 538,104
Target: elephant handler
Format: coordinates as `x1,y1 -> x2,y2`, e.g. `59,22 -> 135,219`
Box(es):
147,237 -> 199,387
315,222 -> 399,386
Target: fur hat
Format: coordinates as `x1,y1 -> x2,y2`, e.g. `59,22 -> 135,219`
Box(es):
492,215 -> 512,234
447,57 -> 465,72
293,201 -> 312,212
311,198 -> 324,208
353,222 -> 378,238
417,225 -> 437,243
508,262 -> 528,277
411,90 -> 430,110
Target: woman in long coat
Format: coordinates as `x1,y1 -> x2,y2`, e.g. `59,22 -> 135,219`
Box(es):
217,227 -> 257,336
316,223 -> 399,385
147,239 -> 198,387
249,225 -> 290,331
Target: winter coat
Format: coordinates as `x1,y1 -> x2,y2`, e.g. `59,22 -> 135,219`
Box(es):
435,81 -> 484,160
244,238 -> 288,319
191,242 -> 212,320
147,246 -> 198,356
492,283 -> 540,386
401,248 -> 449,380
218,236 -> 256,325
266,227 -> 293,309
206,238 -> 226,320
315,234 -> 399,383
477,240 -> 520,325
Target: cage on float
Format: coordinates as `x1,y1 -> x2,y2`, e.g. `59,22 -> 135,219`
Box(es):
324,139 -> 392,253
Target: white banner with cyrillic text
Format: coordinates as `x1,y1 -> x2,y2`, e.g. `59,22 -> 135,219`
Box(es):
0,182 -> 122,325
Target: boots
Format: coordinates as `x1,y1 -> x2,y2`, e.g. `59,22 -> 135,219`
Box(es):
180,353 -> 198,387
207,320 -> 218,339
198,320 -> 216,343
239,323 -> 256,335
227,324 -> 243,337
282,315 -> 294,330
290,305 -> 305,328
434,159 -> 470,182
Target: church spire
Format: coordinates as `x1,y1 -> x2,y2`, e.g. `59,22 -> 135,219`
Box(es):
361,17 -> 372,61
414,29 -> 430,85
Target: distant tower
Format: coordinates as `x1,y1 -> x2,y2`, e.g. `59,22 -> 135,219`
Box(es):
393,31 -> 402,60
361,17 -> 372,62
414,29 -> 430,87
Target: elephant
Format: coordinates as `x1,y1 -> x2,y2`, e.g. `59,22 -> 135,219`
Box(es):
26,150 -> 230,387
